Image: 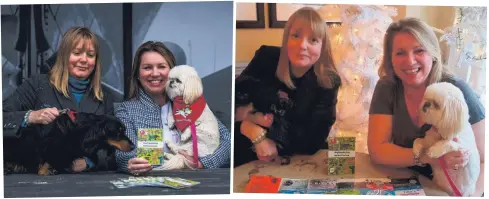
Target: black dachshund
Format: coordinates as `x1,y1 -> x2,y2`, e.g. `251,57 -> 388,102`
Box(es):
3,110 -> 134,175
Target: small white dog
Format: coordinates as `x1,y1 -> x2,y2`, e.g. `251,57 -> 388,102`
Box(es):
413,82 -> 480,196
159,65 -> 220,170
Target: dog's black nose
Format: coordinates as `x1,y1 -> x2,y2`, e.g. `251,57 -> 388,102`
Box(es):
422,102 -> 431,113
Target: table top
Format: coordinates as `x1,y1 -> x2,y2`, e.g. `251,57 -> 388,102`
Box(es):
4,168 -> 230,198
233,150 -> 448,196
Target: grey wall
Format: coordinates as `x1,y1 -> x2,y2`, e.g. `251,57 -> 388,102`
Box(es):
1,4 -> 124,102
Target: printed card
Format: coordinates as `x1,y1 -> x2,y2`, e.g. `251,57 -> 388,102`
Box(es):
278,178 -> 308,194
391,178 -> 426,196
307,179 -> 338,194
137,128 -> 164,165
327,137 -> 356,175
245,175 -> 282,193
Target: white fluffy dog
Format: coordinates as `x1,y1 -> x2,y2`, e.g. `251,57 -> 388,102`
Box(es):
413,82 -> 480,196
159,65 -> 220,170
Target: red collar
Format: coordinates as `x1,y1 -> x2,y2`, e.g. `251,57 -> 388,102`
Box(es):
67,110 -> 76,121
171,96 -> 206,132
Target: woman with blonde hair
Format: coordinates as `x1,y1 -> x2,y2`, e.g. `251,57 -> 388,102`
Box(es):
234,7 -> 341,166
3,26 -> 115,172
368,18 -> 484,196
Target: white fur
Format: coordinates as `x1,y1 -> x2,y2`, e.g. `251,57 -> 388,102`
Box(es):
413,82 -> 480,196
159,65 -> 220,170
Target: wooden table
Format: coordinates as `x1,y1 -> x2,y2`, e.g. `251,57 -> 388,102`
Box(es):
233,150 -> 448,196
4,169 -> 230,197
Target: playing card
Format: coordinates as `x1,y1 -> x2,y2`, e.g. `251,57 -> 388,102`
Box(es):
278,178 -> 308,194
307,179 -> 338,194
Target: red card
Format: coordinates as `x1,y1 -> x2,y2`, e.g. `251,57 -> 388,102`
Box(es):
245,175 -> 282,193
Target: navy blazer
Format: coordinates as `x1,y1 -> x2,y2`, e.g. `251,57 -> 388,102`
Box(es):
2,74 -> 115,139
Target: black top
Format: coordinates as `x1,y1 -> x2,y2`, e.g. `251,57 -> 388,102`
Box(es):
237,45 -> 341,155
3,74 -> 115,139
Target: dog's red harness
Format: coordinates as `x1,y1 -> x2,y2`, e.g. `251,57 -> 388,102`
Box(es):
171,96 -> 206,167
439,158 -> 462,196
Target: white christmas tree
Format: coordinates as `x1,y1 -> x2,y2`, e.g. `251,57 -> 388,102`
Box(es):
440,7 -> 486,105
329,5 -> 397,154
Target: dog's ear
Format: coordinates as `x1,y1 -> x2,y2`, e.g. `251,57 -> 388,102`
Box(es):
183,74 -> 203,104
439,95 -> 469,140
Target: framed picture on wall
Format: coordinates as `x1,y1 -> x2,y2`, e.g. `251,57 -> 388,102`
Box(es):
268,3 -> 342,28
236,3 -> 265,29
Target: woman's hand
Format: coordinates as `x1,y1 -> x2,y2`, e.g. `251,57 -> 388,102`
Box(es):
28,108 -> 59,125
240,120 -> 265,140
127,157 -> 152,175
179,150 -> 204,169
72,158 -> 87,172
254,138 -> 278,162
442,137 -> 470,171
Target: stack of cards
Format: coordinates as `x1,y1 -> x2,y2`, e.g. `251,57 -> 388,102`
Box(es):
245,175 -> 426,195
110,176 -> 200,189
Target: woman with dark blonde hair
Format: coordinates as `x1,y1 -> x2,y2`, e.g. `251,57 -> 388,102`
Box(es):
3,26 -> 115,172
115,41 -> 231,175
234,7 -> 340,166
368,18 -> 484,196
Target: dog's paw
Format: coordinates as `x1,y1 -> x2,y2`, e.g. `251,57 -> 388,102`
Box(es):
165,141 -> 179,154
181,129 -> 192,142
38,163 -> 58,175
164,152 -> 175,160
413,138 -> 424,157
426,145 -> 445,158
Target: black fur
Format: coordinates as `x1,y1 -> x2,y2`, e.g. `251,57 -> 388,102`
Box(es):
3,111 -> 134,175
235,76 -> 292,152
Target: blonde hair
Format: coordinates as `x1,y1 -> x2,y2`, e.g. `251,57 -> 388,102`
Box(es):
49,27 -> 103,101
276,7 -> 338,89
379,17 -> 452,85
128,41 -> 176,99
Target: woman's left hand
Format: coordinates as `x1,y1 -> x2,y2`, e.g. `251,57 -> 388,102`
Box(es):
443,138 -> 470,171
254,138 -> 278,162
179,150 -> 204,169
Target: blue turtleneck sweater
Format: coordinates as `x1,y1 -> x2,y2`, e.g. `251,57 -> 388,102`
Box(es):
68,76 -> 90,104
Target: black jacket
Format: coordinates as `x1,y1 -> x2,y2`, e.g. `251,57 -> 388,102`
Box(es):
3,74 -> 114,139
237,45 -> 340,156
